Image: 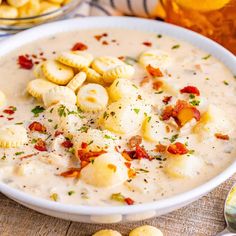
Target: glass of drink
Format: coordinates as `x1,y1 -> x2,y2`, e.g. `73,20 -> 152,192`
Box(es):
162,0 -> 236,54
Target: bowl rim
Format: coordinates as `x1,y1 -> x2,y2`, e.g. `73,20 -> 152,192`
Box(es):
0,16 -> 235,216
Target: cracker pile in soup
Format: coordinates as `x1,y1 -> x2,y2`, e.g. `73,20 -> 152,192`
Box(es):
0,29 -> 235,206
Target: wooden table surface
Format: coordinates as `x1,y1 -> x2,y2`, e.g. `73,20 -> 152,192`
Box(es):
0,174 -> 235,236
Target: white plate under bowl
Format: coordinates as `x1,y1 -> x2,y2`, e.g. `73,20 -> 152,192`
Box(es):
0,17 -> 235,224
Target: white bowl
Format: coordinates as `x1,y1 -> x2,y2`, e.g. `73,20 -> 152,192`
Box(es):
0,17 -> 235,223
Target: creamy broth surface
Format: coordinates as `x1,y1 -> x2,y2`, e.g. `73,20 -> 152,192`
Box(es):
0,28 -> 235,206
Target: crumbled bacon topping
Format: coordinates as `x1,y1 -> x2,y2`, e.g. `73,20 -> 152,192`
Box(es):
146,64 -> 163,77
142,41 -> 152,47
180,86 -> 200,96
140,76 -> 150,86
34,139 -> 47,152
77,149 -> 106,162
155,144 -> 167,153
123,145 -> 151,161
162,96 -> 172,105
167,142 -> 189,155
125,162 -> 131,168
94,33 -> 108,41
28,121 -> 47,133
61,140 -> 73,148
124,197 -> 134,205
128,135 -> 142,148
215,133 -> 229,140
3,109 -> 14,115
81,142 -> 88,149
54,130 -> 63,137
71,42 -> 88,51
102,40 -> 109,45
60,168 -> 81,178
18,55 -> 33,70
161,106 -> 174,121
20,153 -> 38,160
152,81 -> 163,90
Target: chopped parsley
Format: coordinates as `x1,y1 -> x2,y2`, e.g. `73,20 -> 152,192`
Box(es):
170,134 -> 179,143
68,147 -> 75,154
189,94 -> 195,99
50,193 -> 58,201
188,149 -> 195,154
124,56 -> 138,66
68,191 -> 75,196
133,108 -> 140,114
1,154 -> 6,160
104,134 -> 116,140
15,151 -> 25,156
110,193 -> 125,202
205,77 -> 210,80
54,124 -> 58,130
79,126 -> 89,133
157,34 -> 162,38
155,91 -> 163,94
172,44 -> 180,49
31,106 -> 45,117
15,122 -> 23,125
132,84 -> 138,89
58,105 -> 67,117
31,139 -> 38,144
147,116 -> 152,123
103,111 -> 109,119
189,100 -> 200,106
223,80 -> 229,85
202,54 -> 211,60
137,168 -> 149,173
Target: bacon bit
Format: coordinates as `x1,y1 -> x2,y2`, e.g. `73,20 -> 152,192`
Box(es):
162,96 -> 172,105
128,135 -> 142,148
195,64 -> 202,71
146,64 -> 163,77
152,81 -> 163,90
128,168 -> 136,178
161,106 -> 174,120
142,41 -> 152,47
125,162 -> 131,168
20,153 -> 38,160
121,151 -> 133,161
215,133 -> 229,140
167,142 -> 189,155
18,55 -> 33,70
3,109 -> 15,115
34,139 -> 47,152
61,140 -> 73,148
0,115 -> 4,118
180,86 -> 200,96
124,197 -> 134,205
81,142 -> 88,149
155,144 -> 167,153
77,149 -> 106,162
71,42 -> 88,51
107,164 -> 117,172
60,168 -> 81,178
140,76 -> 150,86
81,161 -> 89,168
102,40 -> 109,45
94,33 -> 108,41
28,121 -> 47,133
54,130 -> 63,137
7,117 -> 14,121
135,145 -> 150,160
118,56 -> 125,60
172,100 -> 201,126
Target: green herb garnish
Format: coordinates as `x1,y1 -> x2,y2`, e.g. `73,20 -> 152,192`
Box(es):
15,151 -> 24,156
124,56 -> 138,66
31,106 -> 45,117
79,126 -> 89,133
172,44 -> 180,49
202,54 -> 211,60
104,135 -> 116,140
170,134 -> 179,143
50,193 -> 58,201
189,94 -> 195,99
189,100 -> 200,106
157,34 -> 162,38
68,191 -> 75,196
133,108 -> 140,114
110,193 -> 125,202
223,80 -> 229,85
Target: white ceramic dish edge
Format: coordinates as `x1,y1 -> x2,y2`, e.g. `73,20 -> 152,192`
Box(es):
0,17 -> 235,223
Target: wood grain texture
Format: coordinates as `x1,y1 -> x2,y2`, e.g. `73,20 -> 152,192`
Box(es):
0,174 -> 235,236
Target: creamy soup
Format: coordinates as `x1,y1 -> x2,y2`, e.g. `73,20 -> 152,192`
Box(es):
0,29 -> 235,206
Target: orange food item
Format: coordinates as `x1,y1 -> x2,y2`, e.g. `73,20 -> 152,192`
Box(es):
146,64 -> 163,77
167,142 -> 189,155
215,133 -> 230,140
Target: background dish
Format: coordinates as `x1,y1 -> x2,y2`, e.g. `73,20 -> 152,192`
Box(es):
0,16 -> 235,223
0,0 -> 83,35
